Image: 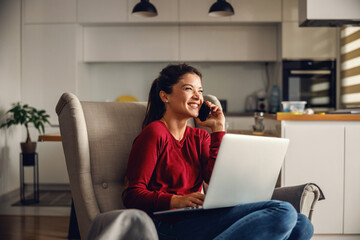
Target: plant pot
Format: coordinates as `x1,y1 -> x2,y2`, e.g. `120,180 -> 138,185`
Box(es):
20,142 -> 37,154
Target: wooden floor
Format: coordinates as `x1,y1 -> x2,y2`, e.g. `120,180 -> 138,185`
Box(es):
0,215 -> 70,240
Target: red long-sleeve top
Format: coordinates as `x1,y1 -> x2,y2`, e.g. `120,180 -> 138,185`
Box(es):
122,120 -> 225,214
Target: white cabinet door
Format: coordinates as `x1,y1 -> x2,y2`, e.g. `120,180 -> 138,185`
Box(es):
84,26 -> 179,62
179,0 -> 231,22
128,0 -> 178,22
77,0 -> 127,23
282,22 -> 337,59
23,0 -> 76,23
282,122 -> 344,234
344,125 -> 360,234
180,25 -> 278,61
230,0 -> 281,22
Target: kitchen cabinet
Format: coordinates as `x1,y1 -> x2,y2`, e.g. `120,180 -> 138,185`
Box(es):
281,120 -> 360,236
344,126 -> 360,234
180,0 -> 281,23
180,25 -> 278,61
77,0 -> 127,23
128,0 -> 178,23
23,0 -> 76,23
179,0 -> 231,22
78,0 -> 178,24
282,122 -> 344,234
83,26 -> 179,62
230,0 -> 281,22
84,25 -> 278,62
281,22 -> 337,59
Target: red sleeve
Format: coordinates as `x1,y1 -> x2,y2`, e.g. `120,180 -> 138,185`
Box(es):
122,125 -> 173,213
201,131 -> 226,183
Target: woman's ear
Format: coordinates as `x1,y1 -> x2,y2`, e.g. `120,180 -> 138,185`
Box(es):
159,90 -> 168,103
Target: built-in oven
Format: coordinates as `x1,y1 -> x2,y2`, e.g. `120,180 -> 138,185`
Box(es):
282,60 -> 336,111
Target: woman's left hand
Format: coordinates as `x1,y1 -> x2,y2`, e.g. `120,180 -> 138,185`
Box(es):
196,101 -> 225,132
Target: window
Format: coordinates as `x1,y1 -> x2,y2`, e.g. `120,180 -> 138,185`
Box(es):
341,27 -> 360,108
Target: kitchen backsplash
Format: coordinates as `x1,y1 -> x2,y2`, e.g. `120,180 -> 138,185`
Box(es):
82,62 -> 278,113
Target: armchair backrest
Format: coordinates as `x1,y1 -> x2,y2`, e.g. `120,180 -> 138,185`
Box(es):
55,93 -> 221,239
56,93 -> 146,239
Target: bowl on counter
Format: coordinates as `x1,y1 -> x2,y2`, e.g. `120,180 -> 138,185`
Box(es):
281,101 -> 307,113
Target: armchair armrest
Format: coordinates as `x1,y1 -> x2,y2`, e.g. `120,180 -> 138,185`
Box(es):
87,209 -> 158,240
271,183 -> 325,220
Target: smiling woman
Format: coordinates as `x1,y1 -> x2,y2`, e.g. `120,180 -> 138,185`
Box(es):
122,63 -> 314,240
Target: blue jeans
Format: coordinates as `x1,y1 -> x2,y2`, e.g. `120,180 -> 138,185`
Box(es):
152,200 -> 313,240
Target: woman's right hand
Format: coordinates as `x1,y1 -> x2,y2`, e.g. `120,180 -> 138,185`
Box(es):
170,192 -> 205,209
196,101 -> 225,132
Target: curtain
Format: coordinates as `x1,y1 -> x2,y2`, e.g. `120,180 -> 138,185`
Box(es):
341,27 -> 360,108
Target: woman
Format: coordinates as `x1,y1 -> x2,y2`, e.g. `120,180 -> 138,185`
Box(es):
122,63 -> 313,240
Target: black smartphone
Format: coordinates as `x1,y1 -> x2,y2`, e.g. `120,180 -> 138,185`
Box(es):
198,103 -> 211,122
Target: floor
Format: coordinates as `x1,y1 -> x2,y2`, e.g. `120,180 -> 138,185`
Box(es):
0,184 -> 71,216
0,184 -> 72,240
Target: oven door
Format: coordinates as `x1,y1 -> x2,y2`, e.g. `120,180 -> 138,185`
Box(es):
283,69 -> 336,109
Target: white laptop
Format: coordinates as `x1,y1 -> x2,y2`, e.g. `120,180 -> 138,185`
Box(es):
153,133 -> 289,215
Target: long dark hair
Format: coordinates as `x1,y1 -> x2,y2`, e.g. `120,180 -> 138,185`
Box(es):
142,63 -> 202,128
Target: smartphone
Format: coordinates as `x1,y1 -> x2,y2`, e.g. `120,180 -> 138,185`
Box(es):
198,103 -> 211,122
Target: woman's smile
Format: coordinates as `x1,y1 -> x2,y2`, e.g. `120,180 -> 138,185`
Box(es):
164,73 -> 204,119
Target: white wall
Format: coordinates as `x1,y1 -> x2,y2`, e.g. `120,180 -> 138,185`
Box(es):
0,0 -> 22,196
82,62 -> 275,113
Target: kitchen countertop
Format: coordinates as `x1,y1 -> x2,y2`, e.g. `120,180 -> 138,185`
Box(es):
227,129 -> 279,137
276,114 -> 360,121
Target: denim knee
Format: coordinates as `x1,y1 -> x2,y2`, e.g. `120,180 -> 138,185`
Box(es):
271,201 -> 298,234
288,213 -> 314,240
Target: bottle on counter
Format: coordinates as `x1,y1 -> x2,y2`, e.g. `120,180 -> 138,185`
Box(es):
252,112 -> 265,133
269,84 -> 280,113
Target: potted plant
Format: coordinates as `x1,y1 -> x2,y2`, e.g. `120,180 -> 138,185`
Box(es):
0,102 -> 50,154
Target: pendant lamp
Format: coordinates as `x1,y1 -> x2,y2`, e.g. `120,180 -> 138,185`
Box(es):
132,0 -> 158,17
209,0 -> 235,17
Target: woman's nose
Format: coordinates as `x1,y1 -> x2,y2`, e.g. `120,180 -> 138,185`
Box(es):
193,90 -> 201,98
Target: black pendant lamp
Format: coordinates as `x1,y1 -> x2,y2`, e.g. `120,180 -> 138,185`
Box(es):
132,0 -> 158,17
209,0 -> 235,17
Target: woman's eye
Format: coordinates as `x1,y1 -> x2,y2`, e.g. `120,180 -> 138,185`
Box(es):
185,87 -> 192,91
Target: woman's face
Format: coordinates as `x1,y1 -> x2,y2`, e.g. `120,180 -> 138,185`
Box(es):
163,73 -> 204,119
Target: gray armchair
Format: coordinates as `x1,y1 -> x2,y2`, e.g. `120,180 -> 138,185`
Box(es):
56,93 -> 324,240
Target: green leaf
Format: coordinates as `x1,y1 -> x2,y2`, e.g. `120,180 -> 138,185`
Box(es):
1,102 -> 50,137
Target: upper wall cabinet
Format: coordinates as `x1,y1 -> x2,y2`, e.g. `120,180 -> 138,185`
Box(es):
84,26 -> 179,62
128,0 -> 178,23
179,0 -> 230,22
179,0 -> 281,23
180,25 -> 278,61
84,25 -> 278,62
282,22 -> 337,59
76,0 -> 282,24
77,0 -> 127,23
23,0 -> 76,23
230,0 -> 281,22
